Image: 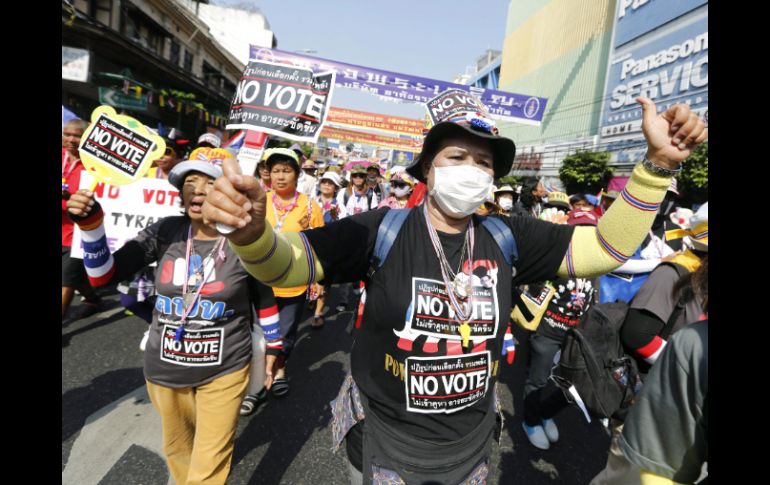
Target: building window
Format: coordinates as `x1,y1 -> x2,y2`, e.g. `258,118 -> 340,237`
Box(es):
170,40 -> 180,67
202,61 -> 222,90
93,0 -> 112,27
184,51 -> 193,72
222,79 -> 236,97
121,5 -> 168,57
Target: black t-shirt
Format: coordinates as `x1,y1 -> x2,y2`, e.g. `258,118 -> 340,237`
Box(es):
304,206 -> 573,441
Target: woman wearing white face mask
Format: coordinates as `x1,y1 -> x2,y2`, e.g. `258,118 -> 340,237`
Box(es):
493,184 -> 517,215
378,170 -> 416,209
202,93 -> 707,484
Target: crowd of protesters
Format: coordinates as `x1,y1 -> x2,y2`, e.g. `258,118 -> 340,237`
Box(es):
63,91 -> 707,484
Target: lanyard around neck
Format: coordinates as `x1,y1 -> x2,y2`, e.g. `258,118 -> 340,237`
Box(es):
180,226 -> 225,323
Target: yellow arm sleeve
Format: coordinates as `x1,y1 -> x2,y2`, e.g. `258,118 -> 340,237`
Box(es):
640,470 -> 686,485
229,222 -> 326,288
557,163 -> 672,278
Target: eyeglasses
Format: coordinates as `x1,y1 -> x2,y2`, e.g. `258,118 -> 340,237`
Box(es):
164,147 -> 175,156
391,181 -> 408,189
351,173 -> 365,178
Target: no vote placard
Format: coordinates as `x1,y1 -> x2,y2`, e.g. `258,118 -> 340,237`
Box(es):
405,351 -> 491,414
78,105 -> 164,185
425,88 -> 491,126
226,59 -> 336,143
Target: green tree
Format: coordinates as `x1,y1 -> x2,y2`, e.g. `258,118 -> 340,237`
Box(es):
496,175 -> 521,187
676,142 -> 708,207
558,150 -> 614,194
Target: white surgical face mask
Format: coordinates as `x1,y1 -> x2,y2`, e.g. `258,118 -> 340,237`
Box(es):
394,186 -> 411,198
429,165 -> 494,217
498,198 -> 513,210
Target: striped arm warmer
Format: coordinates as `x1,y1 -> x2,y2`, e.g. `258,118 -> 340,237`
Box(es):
636,336 -> 667,365
258,305 -> 283,356
559,163 -> 671,278
229,222 -> 326,288
74,206 -> 116,287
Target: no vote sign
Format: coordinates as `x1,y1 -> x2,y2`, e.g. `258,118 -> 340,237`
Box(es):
425,88 -> 490,126
226,59 -> 336,143
78,105 -> 165,186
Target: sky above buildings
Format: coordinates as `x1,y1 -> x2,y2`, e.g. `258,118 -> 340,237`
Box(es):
211,0 -> 510,119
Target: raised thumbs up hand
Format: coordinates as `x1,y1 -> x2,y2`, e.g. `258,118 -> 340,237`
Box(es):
202,156 -> 267,246
637,97 -> 708,170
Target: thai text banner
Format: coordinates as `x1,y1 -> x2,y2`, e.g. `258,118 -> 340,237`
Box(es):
320,126 -> 421,152
249,47 -> 547,124
327,107 -> 424,136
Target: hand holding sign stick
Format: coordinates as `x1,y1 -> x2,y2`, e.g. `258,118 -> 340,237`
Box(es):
214,130 -> 268,234
203,157 -> 267,246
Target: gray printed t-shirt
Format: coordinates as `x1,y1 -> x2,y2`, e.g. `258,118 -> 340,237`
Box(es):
136,217 -> 253,388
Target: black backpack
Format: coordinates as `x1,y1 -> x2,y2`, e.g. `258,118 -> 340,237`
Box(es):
551,264 -> 688,421
551,302 -> 641,422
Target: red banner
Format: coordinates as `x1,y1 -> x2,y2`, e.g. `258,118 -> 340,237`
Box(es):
320,126 -> 421,152
327,107 -> 425,137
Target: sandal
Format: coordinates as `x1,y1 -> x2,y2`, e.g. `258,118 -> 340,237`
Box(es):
311,315 -> 325,328
240,388 -> 268,416
271,378 -> 290,398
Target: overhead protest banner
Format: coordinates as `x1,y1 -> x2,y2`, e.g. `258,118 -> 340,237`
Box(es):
70,173 -> 183,258
250,46 -> 548,125
226,59 -> 336,143
327,107 -> 424,137
320,126 -> 422,152
78,105 -> 164,187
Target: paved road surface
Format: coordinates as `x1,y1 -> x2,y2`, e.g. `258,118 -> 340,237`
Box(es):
62,287 -> 610,484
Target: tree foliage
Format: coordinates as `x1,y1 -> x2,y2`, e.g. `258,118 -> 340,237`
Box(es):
496,175 -> 521,187
676,141 -> 708,206
263,139 -> 313,158
558,150 -> 614,194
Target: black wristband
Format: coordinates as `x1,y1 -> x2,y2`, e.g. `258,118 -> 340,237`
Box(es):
640,157 -> 682,177
67,200 -> 103,223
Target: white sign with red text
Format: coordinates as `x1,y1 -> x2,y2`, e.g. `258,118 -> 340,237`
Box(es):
70,172 -> 183,258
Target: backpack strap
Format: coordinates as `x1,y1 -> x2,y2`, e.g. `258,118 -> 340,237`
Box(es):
657,262 -> 691,341
478,215 -> 519,268
367,211 -> 519,281
366,208 -> 411,281
659,299 -> 685,341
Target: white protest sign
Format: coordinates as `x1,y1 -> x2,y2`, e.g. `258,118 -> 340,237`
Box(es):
70,172 -> 183,258
226,60 -> 336,143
